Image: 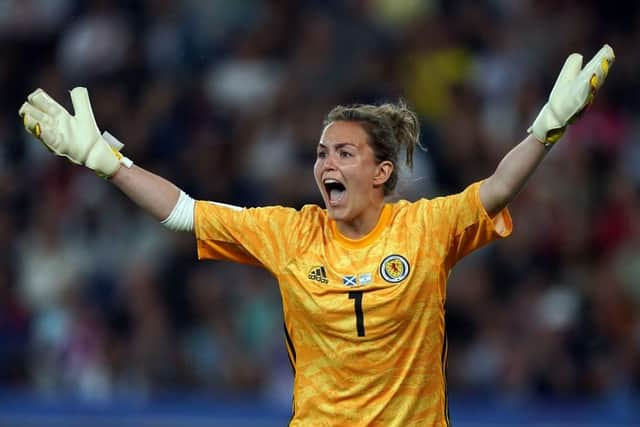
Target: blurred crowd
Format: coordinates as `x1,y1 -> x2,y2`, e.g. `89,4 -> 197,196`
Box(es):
1,0 -> 639,405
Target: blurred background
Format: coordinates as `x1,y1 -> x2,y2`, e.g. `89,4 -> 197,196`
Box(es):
1,0 -> 639,425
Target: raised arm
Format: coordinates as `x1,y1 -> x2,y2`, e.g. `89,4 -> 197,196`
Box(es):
480,44 -> 615,216
109,164 -> 180,222
19,87 -> 184,225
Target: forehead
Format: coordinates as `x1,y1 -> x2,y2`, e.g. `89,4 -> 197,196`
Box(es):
319,121 -> 369,147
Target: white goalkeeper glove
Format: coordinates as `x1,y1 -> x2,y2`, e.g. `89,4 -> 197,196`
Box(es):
528,44 -> 615,148
19,87 -> 132,178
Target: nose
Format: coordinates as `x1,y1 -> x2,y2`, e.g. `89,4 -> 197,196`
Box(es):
322,152 -> 337,171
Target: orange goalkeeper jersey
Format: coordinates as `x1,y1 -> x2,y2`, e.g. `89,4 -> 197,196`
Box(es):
194,181 -> 512,426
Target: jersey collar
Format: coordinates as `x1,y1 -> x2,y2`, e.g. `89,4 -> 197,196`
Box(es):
330,204 -> 392,249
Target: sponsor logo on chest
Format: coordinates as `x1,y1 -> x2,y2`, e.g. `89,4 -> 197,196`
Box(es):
308,266 -> 328,284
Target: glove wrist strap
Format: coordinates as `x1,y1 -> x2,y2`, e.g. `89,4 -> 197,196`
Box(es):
102,131 -> 133,168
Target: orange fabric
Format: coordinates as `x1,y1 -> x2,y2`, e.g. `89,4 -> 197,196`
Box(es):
194,181 -> 512,426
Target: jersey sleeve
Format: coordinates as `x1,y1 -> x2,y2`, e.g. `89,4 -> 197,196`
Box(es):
427,180 -> 512,268
193,201 -> 302,273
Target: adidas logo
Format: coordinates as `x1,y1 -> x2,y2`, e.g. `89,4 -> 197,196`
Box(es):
308,266 -> 328,284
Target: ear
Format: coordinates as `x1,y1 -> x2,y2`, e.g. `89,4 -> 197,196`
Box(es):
373,160 -> 394,187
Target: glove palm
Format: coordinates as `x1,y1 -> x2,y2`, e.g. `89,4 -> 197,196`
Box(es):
19,87 -> 124,178
529,44 -> 614,146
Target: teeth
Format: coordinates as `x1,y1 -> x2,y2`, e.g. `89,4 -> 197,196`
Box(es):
324,178 -> 339,184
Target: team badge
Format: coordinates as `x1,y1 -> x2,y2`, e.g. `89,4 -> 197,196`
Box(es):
379,254 -> 410,283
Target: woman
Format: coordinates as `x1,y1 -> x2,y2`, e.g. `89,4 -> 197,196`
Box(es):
19,44 -> 613,426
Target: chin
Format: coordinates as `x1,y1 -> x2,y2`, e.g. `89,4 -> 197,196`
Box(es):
321,194 -> 350,221
326,205 -> 349,222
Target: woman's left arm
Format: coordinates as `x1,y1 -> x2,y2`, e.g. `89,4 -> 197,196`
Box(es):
480,134 -> 547,216
480,44 -> 615,216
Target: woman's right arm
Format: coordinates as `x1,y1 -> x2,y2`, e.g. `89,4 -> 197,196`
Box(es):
109,164 -> 180,222
19,86 -> 189,227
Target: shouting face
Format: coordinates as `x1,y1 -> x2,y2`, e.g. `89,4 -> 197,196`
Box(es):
314,121 -> 392,235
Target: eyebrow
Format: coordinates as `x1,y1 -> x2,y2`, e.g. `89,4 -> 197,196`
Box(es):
317,142 -> 357,150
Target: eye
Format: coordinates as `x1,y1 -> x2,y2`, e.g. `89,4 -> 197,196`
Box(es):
317,151 -> 327,159
339,150 -> 353,158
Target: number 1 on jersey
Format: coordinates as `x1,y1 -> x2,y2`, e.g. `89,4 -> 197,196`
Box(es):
348,291 -> 365,336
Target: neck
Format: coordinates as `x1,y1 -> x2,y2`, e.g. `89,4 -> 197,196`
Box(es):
335,201 -> 386,240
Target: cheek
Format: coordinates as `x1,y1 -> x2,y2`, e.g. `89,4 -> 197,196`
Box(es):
313,161 -> 322,180
347,165 -> 373,187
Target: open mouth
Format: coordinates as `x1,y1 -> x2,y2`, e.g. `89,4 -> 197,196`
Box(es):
324,179 -> 346,205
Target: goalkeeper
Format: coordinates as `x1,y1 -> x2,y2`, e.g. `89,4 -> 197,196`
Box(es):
18,45 -> 614,426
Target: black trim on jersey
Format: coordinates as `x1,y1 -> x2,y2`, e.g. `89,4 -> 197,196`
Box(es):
442,327 -> 451,426
284,323 -> 296,363
284,323 -> 296,425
